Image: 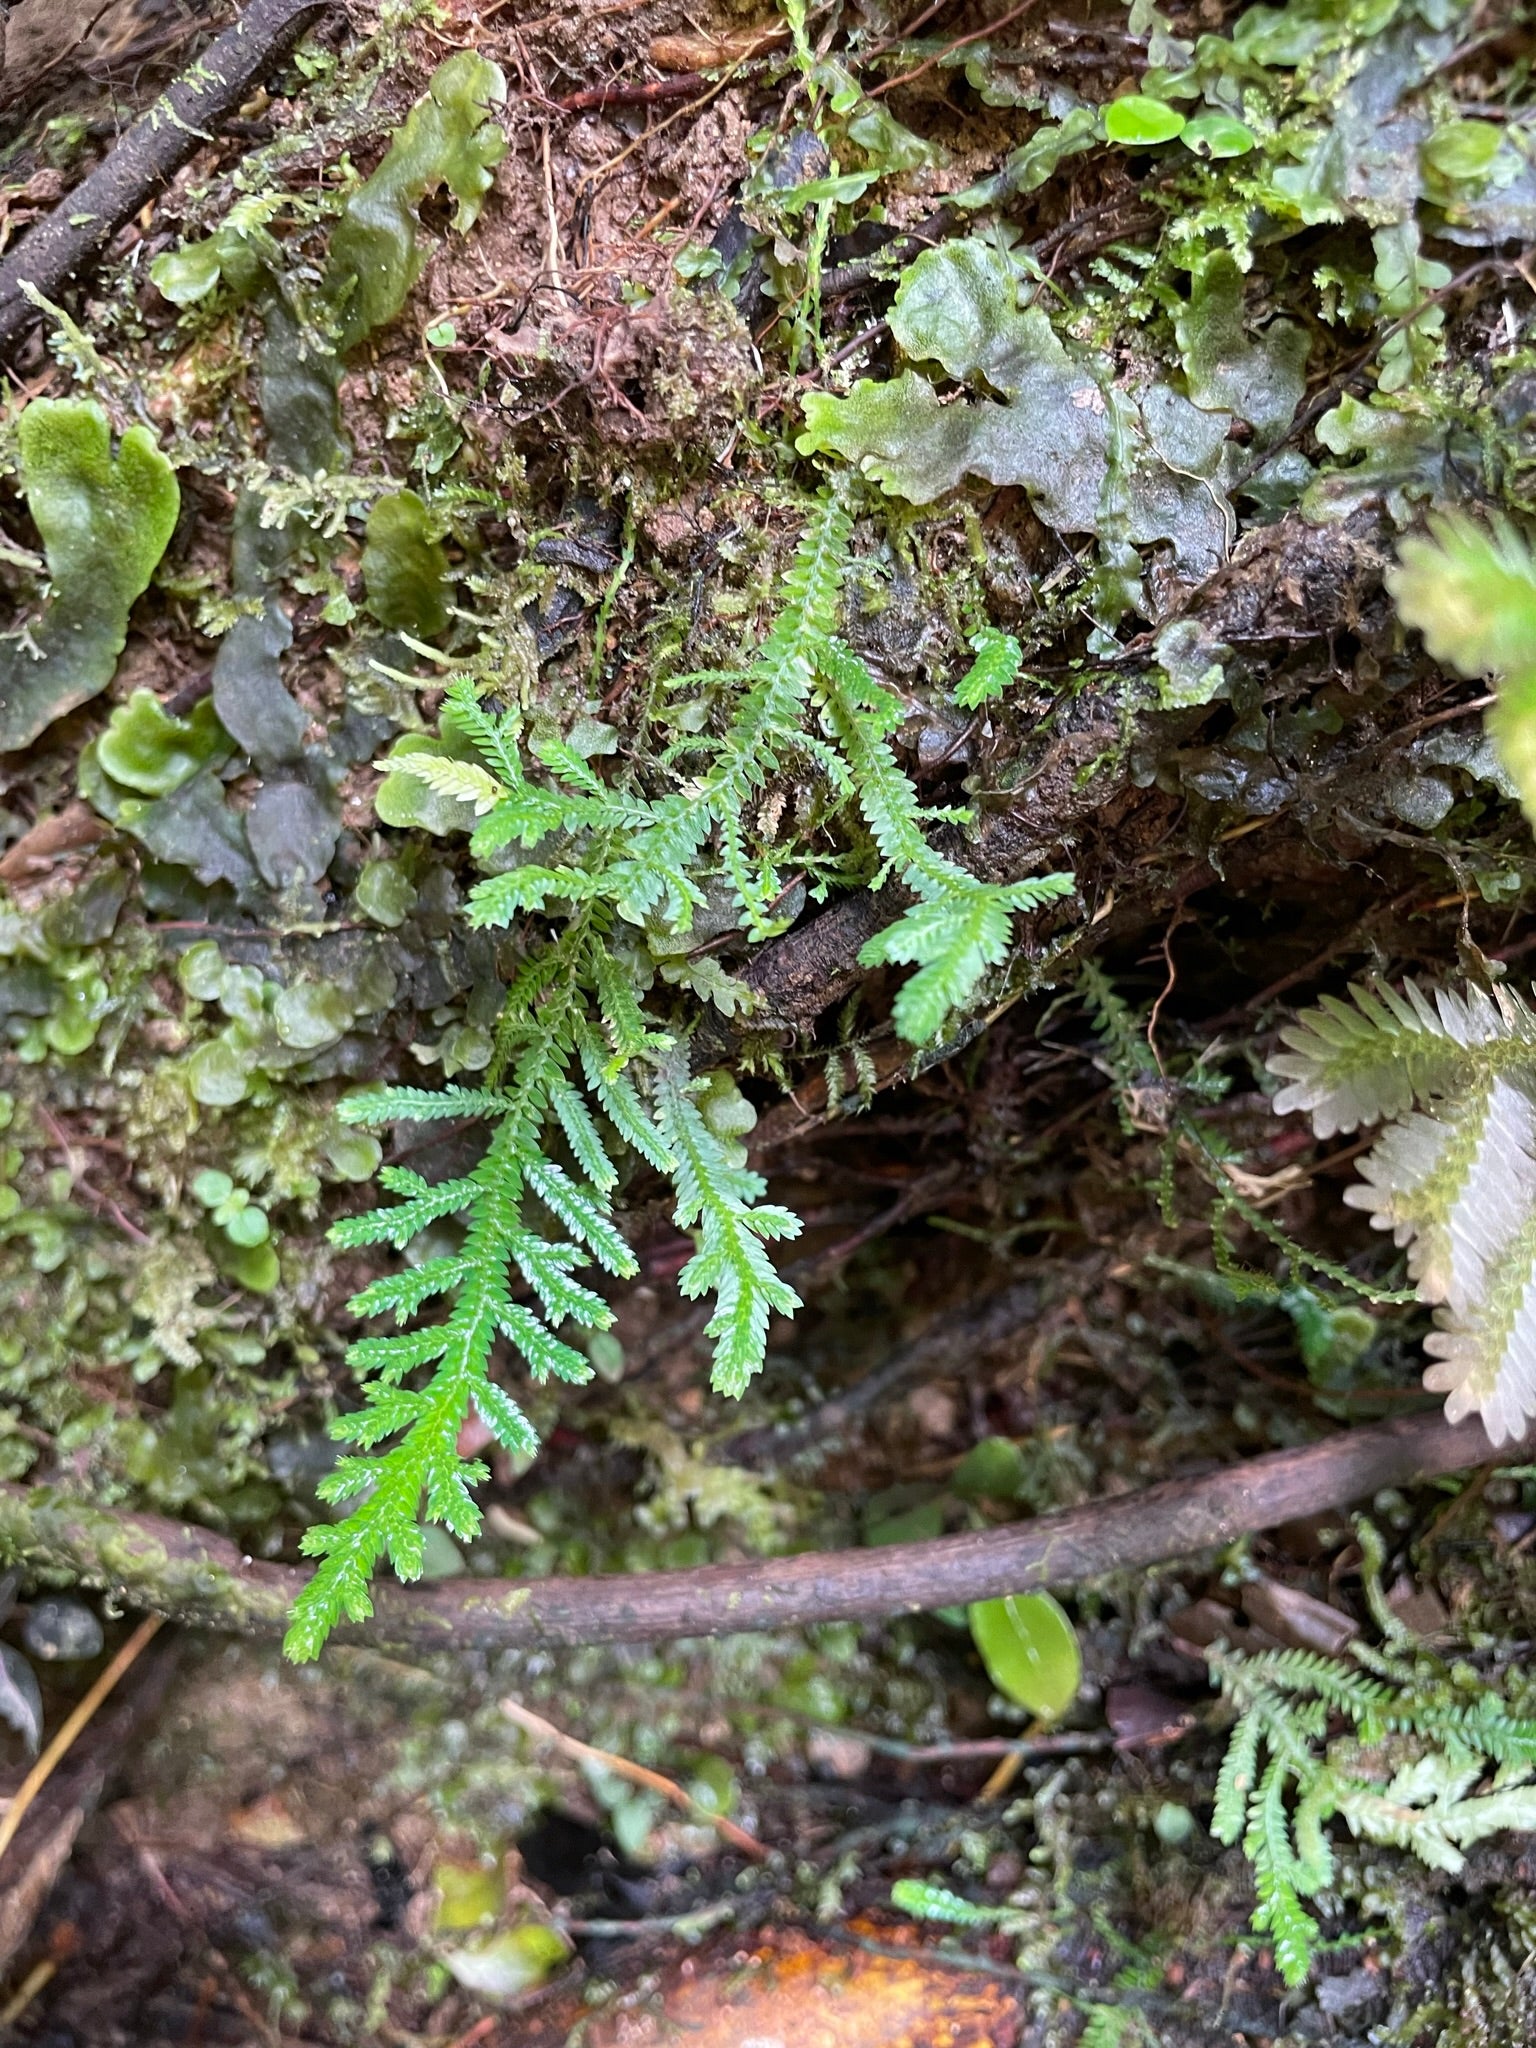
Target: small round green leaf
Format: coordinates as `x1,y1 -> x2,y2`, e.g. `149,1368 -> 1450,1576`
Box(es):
324,1128 -> 383,1183
186,1037 -> 250,1108
177,941 -> 226,1002
215,1238 -> 280,1293
222,1203 -> 270,1249
1180,112 -> 1256,159
1104,96 -> 1186,146
191,1168 -> 234,1208
951,1436 -> 1028,1501
354,859 -> 418,928
1421,118 -> 1505,184
968,1591 -> 1081,1720
273,982 -> 352,1051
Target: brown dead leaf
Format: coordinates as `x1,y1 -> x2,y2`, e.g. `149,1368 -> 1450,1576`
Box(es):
0,804 -> 107,886
226,1791 -> 306,1850
1240,1577 -> 1358,1656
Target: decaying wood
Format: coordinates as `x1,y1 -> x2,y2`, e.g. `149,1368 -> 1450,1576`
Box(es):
0,1409 -> 1519,1656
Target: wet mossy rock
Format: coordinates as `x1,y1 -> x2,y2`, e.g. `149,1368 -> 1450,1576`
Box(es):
0,399 -> 179,753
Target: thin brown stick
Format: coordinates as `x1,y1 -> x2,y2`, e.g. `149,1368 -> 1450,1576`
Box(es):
0,0 -> 334,354
0,1615 -> 162,1863
869,0 -> 1041,96
501,1698 -> 767,1859
0,1410 -> 1521,1658
557,72 -> 715,112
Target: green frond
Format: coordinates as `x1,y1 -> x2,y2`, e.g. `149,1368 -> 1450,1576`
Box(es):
817,635 -> 967,892
525,1158 -> 637,1276
1289,1772 -> 1338,1893
329,1169 -> 480,1250
955,625 -> 1024,709
465,864 -> 603,924
576,1021 -> 674,1168
292,488 -> 1078,1657
1244,1756 -> 1318,1989
1389,511 -> 1536,691
699,493 -> 855,904
337,1084 -> 510,1124
860,890 -> 1016,1045
508,1231 -> 610,1326
859,875 -> 1071,1045
347,1255 -> 469,1323
1210,1629 -> 1536,1989
496,1301 -> 595,1384
586,946 -> 668,1068
440,675 -> 525,786
530,729 -> 609,795
1212,1705 -> 1263,1844
655,1059 -> 803,1397
345,1328 -> 451,1380
549,1075 -> 618,1190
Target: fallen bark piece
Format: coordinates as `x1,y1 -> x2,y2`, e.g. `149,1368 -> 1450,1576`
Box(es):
0,1410 -> 1519,1658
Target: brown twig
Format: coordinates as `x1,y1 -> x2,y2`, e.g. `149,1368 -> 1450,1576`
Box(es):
0,1411 -> 1522,1657
869,0 -> 1042,96
501,1698 -> 767,1859
0,1616 -> 162,1864
0,0 -> 334,354
556,72 -> 713,112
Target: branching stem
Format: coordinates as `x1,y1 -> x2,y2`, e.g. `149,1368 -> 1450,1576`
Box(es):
0,1409 -> 1516,1657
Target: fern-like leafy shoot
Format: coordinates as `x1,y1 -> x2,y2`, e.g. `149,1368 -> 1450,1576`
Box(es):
289,496 -> 1071,1656
1211,1635 -> 1536,1987
1270,977 -> 1536,1442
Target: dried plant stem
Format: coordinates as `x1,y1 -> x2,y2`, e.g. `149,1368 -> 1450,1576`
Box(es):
0,1615 -> 162,1863
501,1698 -> 767,1859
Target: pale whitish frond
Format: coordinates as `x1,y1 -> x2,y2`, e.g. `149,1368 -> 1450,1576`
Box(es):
1424,1210 -> 1536,1443
1343,1076 -> 1536,1312
1270,978 -> 1536,1138
1269,978 -> 1536,1445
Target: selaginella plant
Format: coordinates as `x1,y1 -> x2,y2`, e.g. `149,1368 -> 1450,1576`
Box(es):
1211,1620 -> 1536,1988
1269,978 -> 1536,1443
285,493 -> 1072,1657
